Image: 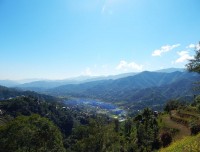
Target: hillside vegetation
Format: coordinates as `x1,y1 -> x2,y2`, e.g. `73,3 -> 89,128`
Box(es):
159,98 -> 200,151
160,133 -> 200,152
0,85 -> 200,151
0,90 -> 163,152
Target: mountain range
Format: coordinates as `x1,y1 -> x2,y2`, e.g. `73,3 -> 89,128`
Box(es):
0,68 -> 196,111
0,68 -> 184,88
44,70 -> 200,111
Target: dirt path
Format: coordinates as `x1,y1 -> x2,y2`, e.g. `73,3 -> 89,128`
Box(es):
162,115 -> 190,141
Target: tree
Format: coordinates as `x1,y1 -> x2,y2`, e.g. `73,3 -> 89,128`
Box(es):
0,114 -> 66,152
124,119 -> 132,137
186,42 -> 200,73
190,120 -> 200,135
114,118 -> 119,132
160,132 -> 172,147
164,100 -> 181,112
135,108 -> 160,151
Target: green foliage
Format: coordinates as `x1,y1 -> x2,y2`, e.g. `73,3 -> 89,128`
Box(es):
70,117 -> 109,152
164,100 -> 181,112
190,122 -> 200,135
114,118 -> 119,132
197,104 -> 200,112
0,85 -> 58,102
66,116 -> 139,152
2,88 -> 199,151
0,96 -> 73,136
195,95 -> 200,104
0,114 -> 66,152
124,119 -> 132,137
193,95 -> 200,112
160,133 -> 200,152
186,42 -> 200,73
135,108 -> 161,151
160,132 -> 172,147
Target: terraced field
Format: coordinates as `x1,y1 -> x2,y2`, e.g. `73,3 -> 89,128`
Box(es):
164,108 -> 199,138
162,115 -> 190,140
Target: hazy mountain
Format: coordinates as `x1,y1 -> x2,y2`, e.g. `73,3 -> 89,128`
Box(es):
15,68 -> 183,91
0,85 -> 58,102
1,69 -> 199,111
16,80 -> 79,89
15,73 -> 137,90
0,80 -> 19,87
155,68 -> 185,73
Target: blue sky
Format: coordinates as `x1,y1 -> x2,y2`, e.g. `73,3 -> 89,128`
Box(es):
0,0 -> 200,80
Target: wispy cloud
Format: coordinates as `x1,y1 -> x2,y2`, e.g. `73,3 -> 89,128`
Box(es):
187,44 -> 196,49
175,51 -> 194,63
116,60 -> 143,71
152,44 -> 180,57
187,43 -> 200,50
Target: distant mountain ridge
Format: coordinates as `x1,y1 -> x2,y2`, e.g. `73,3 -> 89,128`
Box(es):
15,73 -> 138,90
0,68 -> 184,89
45,71 -> 200,110
155,68 -> 185,73
48,71 -> 197,94
0,80 -> 19,87
0,68 -> 198,111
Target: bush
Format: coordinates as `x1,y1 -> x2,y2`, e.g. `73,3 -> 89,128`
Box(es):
190,123 -> 200,135
160,132 -> 172,147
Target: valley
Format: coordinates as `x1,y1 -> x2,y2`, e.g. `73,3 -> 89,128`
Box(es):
64,98 -> 127,121
1,69 -> 200,114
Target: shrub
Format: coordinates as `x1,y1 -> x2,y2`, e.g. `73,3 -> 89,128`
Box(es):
160,132 -> 172,147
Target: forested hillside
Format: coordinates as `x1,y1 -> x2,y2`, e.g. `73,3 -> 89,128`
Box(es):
1,94 -> 200,152
0,85 -> 58,102
46,71 -> 200,111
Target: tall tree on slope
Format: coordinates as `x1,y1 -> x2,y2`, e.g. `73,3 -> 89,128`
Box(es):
186,42 -> 200,73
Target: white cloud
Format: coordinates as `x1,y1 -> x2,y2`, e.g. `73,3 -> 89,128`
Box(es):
187,44 -> 196,49
197,44 -> 200,50
187,43 -> 200,50
175,51 -> 194,63
152,44 -> 180,57
116,60 -> 143,71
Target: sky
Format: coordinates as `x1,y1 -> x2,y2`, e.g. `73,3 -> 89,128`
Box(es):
0,0 -> 200,80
